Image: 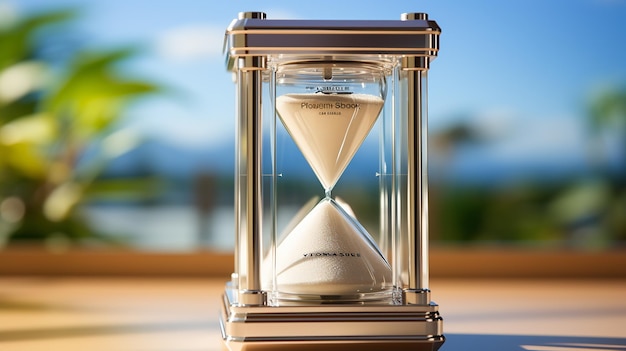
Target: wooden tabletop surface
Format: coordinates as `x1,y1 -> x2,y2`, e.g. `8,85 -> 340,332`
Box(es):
0,277 -> 624,351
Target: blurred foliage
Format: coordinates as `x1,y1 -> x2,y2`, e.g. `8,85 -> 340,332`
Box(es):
589,87 -> 626,133
431,86 -> 626,249
432,180 -> 623,248
0,8 -> 162,247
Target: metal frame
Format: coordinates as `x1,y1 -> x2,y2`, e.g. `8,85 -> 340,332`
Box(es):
223,11 -> 443,350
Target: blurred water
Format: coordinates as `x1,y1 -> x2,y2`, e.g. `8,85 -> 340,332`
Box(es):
84,205 -> 303,252
84,205 -> 236,252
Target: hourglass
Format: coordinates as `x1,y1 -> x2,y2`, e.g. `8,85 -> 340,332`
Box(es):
221,12 -> 443,350
272,63 -> 392,302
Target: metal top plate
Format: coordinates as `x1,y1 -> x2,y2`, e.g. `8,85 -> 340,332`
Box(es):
224,13 -> 440,70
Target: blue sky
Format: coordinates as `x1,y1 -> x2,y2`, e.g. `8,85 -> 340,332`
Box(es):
6,0 -> 626,179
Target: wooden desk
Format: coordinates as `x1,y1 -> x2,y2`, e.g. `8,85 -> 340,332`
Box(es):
0,277 -> 624,350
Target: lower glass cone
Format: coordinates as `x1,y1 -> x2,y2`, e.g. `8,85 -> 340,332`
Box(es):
272,197 -> 392,302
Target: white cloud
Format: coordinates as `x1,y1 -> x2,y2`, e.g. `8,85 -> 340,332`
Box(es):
156,24 -> 224,62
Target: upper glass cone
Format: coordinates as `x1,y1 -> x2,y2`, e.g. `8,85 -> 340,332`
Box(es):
275,63 -> 386,192
276,93 -> 383,191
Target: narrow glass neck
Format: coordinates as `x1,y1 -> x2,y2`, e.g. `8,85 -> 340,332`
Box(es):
324,187 -> 333,199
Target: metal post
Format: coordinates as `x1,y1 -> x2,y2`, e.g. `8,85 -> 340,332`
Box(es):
236,13 -> 267,305
401,12 -> 431,305
403,57 -> 431,305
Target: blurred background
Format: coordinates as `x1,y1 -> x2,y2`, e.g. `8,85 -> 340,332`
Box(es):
1,0 -> 625,253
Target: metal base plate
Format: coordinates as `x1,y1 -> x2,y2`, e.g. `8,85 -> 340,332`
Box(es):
220,286 -> 445,351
